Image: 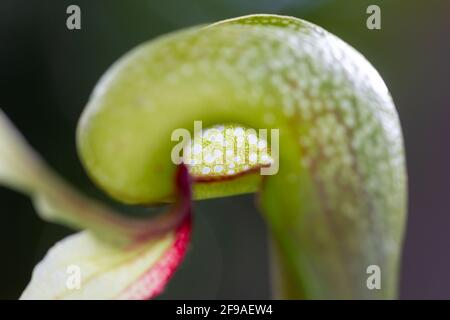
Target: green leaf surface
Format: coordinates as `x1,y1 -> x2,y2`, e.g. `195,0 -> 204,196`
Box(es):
77,14 -> 407,298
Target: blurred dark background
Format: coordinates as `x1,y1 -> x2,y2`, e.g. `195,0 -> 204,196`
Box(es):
0,0 -> 449,299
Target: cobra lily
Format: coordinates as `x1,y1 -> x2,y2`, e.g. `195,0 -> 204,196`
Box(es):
0,14 -> 407,299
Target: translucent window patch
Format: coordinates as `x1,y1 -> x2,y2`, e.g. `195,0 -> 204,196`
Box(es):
184,125 -> 272,177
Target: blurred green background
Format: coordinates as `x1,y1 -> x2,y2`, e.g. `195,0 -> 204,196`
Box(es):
0,0 -> 449,299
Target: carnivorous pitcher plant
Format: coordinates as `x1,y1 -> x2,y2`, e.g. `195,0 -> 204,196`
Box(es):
0,14 -> 407,299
